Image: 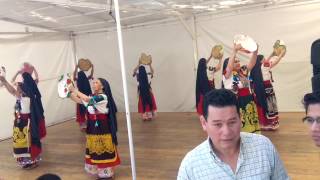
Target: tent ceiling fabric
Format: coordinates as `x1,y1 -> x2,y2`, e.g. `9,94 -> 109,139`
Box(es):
0,0 -> 315,33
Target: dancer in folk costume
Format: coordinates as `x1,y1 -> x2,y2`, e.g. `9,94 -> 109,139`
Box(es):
196,47 -> 223,116
69,78 -> 120,179
133,54 -> 157,121
250,44 -> 286,130
0,71 -> 46,169
222,44 -> 260,133
73,62 -> 94,130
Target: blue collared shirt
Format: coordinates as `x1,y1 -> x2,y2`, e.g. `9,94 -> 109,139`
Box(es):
177,132 -> 289,180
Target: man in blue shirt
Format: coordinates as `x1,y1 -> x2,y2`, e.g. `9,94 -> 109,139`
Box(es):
178,89 -> 289,180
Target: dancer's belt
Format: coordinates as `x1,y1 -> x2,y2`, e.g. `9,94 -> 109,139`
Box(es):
87,114 -> 107,120
238,88 -> 250,96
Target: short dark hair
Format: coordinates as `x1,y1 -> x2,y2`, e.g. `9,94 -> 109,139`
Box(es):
36,174 -> 61,180
303,91 -> 320,113
203,89 -> 240,120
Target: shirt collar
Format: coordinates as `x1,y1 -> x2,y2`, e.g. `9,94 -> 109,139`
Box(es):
207,136 -> 244,162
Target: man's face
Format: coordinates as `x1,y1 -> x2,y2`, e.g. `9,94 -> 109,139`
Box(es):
306,104 -> 320,147
200,105 -> 241,151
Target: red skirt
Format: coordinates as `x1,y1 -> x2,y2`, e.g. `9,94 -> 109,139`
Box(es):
14,114 -> 46,161
76,104 -> 86,124
85,114 -> 120,168
209,79 -> 215,89
138,92 -> 157,113
19,114 -> 46,139
254,80 -> 279,128
196,94 -> 204,116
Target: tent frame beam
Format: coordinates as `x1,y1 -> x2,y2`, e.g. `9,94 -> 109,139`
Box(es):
177,14 -> 199,72
113,0 -> 137,180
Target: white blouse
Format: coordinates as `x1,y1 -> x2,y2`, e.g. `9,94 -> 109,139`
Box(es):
82,94 -> 109,114
19,97 -> 31,114
262,56 -> 278,81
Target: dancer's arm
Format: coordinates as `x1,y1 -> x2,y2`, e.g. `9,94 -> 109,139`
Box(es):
73,64 -> 78,81
247,45 -> 259,71
206,55 -> 212,64
69,92 -> 82,104
149,64 -> 154,78
0,77 -> 19,97
69,85 -> 90,102
88,64 -> 94,80
133,64 -> 139,77
214,56 -> 223,72
225,44 -> 241,79
33,66 -> 39,84
11,70 -> 21,83
270,49 -> 286,68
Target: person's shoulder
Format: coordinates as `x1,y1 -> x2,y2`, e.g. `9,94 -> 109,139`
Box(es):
240,132 -> 273,147
92,94 -> 107,101
180,140 -> 209,164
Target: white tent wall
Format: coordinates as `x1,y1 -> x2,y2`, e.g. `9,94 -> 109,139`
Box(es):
75,23 -> 196,112
0,20 -> 52,33
75,2 -> 318,113
196,3 -> 319,112
0,21 -> 75,140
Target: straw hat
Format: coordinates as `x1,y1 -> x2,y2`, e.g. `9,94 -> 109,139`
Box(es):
78,58 -> 92,71
233,34 -> 257,53
211,45 -> 224,59
0,66 -> 6,87
139,53 -> 152,65
273,40 -> 286,56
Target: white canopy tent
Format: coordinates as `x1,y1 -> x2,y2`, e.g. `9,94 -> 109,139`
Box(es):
0,0 -> 319,179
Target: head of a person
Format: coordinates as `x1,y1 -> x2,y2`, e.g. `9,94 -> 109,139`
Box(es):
197,58 -> 207,72
92,78 -> 104,93
257,54 -> 264,63
303,92 -> 320,147
93,78 -> 112,98
222,57 -> 241,73
77,71 -> 92,96
200,89 -> 241,151
97,78 -> 110,94
20,72 -> 40,97
36,173 -> 61,180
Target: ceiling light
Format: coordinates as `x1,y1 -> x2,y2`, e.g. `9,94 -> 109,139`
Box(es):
29,11 -> 57,23
0,34 -> 32,39
207,8 -> 217,11
218,5 -> 231,9
219,0 -> 242,6
172,4 -> 191,9
192,5 -> 209,9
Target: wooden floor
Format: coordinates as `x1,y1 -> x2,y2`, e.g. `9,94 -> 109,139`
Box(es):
0,112 -> 319,180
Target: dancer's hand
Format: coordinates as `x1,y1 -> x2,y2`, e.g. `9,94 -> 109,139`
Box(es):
0,76 -> 5,82
68,84 -> 75,92
254,44 -> 259,54
233,43 -> 242,52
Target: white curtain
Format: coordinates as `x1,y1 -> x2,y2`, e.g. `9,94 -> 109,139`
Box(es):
1,2 -> 317,139
75,23 -> 195,112
76,2 -> 318,113
196,3 -> 319,111
0,32 -> 75,139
